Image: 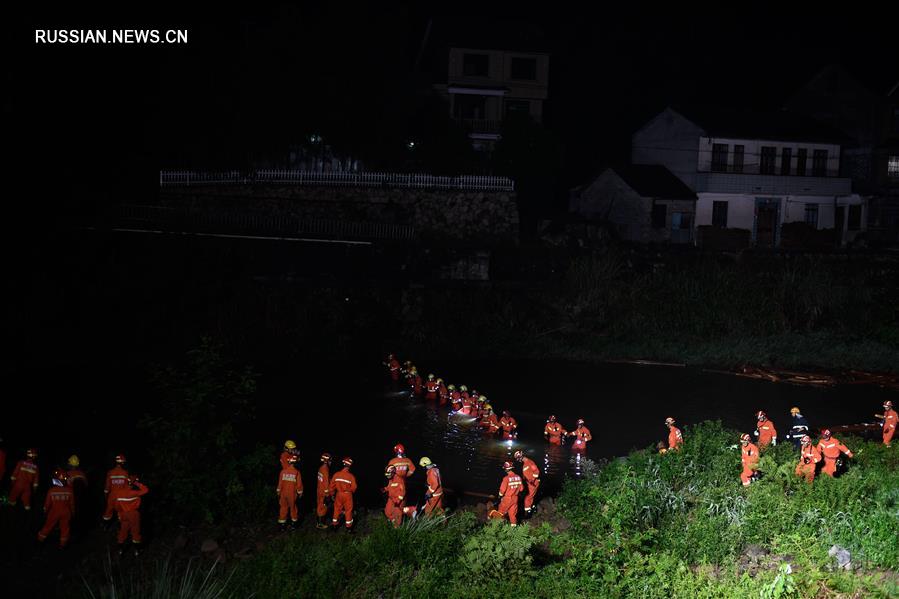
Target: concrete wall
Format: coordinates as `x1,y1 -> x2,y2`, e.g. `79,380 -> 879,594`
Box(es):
632,108 -> 705,190
158,185 -> 519,246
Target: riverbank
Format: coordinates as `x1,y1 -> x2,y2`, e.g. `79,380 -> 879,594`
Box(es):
72,421 -> 898,598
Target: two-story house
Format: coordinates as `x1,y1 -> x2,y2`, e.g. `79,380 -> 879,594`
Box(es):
433,47 -> 549,153
632,107 -> 864,248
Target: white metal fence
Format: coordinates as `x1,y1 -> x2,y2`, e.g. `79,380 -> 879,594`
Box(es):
159,170 -> 514,192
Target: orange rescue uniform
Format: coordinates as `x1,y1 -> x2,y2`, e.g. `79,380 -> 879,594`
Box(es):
795,444 -> 821,483
438,382 -> 448,406
882,409 -> 898,446
388,358 -> 401,381
480,412 -> 500,433
521,457 -> 541,512
424,467 -> 444,516
387,456 -> 416,479
425,380 -> 439,400
499,416 -> 518,440
816,437 -> 853,477
329,468 -> 357,528
383,477 -> 415,527
571,426 -> 592,450
740,442 -> 760,486
757,420 -> 778,448
38,485 -> 75,547
668,426 -> 683,451
115,482 -> 149,545
316,463 -> 331,518
544,422 -> 567,445
277,464 -> 303,524
496,471 -> 523,525
103,465 -> 130,521
9,459 -> 40,510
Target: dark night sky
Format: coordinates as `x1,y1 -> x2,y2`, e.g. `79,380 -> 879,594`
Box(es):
9,6 -> 897,211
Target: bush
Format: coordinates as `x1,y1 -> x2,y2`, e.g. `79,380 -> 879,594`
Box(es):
457,520 -> 542,580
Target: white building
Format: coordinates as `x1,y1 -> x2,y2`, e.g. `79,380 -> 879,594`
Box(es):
632,107 -> 865,248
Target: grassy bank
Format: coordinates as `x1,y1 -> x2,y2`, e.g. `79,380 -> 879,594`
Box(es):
151,421 -> 897,598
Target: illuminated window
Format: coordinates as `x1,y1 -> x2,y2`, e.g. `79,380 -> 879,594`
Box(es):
888,156 -> 899,178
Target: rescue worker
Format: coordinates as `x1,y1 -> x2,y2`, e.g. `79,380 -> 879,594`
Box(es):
385,353 -> 401,382
875,400 -> 897,447
329,457 -> 357,531
316,452 -> 332,529
37,470 -> 75,549
786,407 -> 811,448
448,385 -> 462,411
754,411 -> 778,448
795,435 -> 821,484
8,448 -> 40,510
499,410 -> 518,440
65,455 -> 88,493
103,454 -> 130,523
480,405 -> 500,434
382,465 -> 417,527
408,368 -> 423,397
816,430 -> 853,477
387,444 -> 416,479
276,454 -> 303,530
459,385 -> 470,404
544,415 -> 567,445
739,433 -> 760,486
402,360 -> 414,377
437,378 -> 448,406
569,419 -> 592,450
419,457 -> 443,516
115,476 -> 149,556
491,461 -> 523,526
514,450 -> 540,516
425,374 -> 439,401
474,395 -> 487,418
280,440 -> 299,470
665,417 -> 683,451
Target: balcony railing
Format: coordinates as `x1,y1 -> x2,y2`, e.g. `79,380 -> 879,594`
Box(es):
456,118 -> 502,134
706,164 -> 840,178
695,171 -> 851,196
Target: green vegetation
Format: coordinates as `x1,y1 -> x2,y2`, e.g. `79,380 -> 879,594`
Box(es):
81,553 -> 237,599
224,421 -> 897,598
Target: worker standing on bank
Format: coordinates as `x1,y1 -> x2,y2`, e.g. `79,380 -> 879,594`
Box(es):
382,465 -> 416,527
875,400 -> 897,447
37,470 -> 75,549
816,430 -> 853,477
8,448 -> 40,511
490,461 -> 523,526
329,457 -> 357,532
103,454 -> 130,524
387,444 -> 416,479
276,454 -> 303,530
316,452 -> 332,529
499,410 -> 518,440
795,435 -> 821,484
115,476 -> 149,556
740,433 -> 760,486
419,457 -> 444,516
665,417 -> 683,452
569,419 -> 592,450
754,411 -> 778,448
544,415 -> 567,445
514,450 -> 540,516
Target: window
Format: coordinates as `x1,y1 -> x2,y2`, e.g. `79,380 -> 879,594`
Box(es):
796,148 -> 808,176
733,145 -> 744,173
712,201 -> 728,228
463,53 -> 489,77
711,143 -> 729,172
760,146 -> 776,174
812,149 -> 828,177
453,94 -> 487,119
671,212 -> 692,230
888,156 -> 899,178
509,57 -> 537,80
848,205 -> 862,231
804,203 -> 819,227
652,203 -> 667,229
781,147 -> 792,175
505,99 -> 530,117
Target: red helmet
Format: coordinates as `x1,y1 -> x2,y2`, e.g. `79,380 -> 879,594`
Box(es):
502,461 -> 513,471
321,452 -> 332,462
885,400 -> 893,409
548,415 -> 557,422
800,435 -> 811,445
384,465 -> 396,477
756,411 -> 766,421
26,448 -> 37,459
342,456 -> 353,467
513,450 -> 523,461
115,454 -> 126,464
393,443 -> 405,455
821,429 -> 832,439
665,417 -> 675,425
740,433 -> 751,443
